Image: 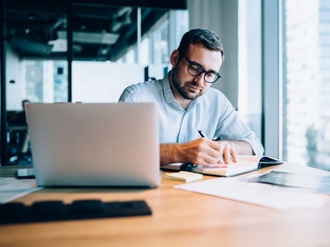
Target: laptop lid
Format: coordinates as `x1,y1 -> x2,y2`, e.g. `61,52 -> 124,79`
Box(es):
25,102 -> 160,188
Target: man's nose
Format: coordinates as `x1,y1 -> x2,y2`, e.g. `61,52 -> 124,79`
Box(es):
193,72 -> 205,85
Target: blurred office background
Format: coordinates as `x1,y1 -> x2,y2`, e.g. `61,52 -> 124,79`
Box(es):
1,0 -> 329,171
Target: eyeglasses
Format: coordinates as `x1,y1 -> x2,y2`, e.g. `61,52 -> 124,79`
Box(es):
182,55 -> 221,83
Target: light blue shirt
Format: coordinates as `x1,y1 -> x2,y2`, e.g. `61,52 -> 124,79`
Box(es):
119,72 -> 264,156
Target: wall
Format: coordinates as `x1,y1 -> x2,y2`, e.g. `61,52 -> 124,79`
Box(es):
188,0 -> 239,109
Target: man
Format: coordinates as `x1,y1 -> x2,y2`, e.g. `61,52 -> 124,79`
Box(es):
119,28 -> 264,166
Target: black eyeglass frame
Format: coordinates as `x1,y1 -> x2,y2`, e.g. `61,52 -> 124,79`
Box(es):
182,55 -> 221,83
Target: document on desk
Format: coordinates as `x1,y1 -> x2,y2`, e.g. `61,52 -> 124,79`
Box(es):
0,178 -> 41,204
248,170 -> 330,193
174,177 -> 330,210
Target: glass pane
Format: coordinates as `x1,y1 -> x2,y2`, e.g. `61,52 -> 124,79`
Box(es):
23,60 -> 68,103
238,0 -> 262,140
5,1 -> 68,165
2,1 -> 188,165
71,4 -> 171,103
282,0 -> 330,171
72,4 -> 137,102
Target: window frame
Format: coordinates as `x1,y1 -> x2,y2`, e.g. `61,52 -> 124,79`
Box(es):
262,0 -> 283,158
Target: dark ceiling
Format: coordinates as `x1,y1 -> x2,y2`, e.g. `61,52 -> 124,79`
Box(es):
3,0 -> 187,61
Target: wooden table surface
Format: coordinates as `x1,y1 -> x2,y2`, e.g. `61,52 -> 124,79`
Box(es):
1,164 -> 330,247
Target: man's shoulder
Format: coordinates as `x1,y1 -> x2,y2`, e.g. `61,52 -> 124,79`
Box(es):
203,87 -> 227,100
125,79 -> 162,92
197,87 -> 232,110
119,79 -> 164,102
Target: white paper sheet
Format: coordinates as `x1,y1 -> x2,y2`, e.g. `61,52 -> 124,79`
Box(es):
0,177 -> 41,204
174,177 -> 330,210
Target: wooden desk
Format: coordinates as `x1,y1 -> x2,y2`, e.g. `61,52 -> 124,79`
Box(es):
1,164 -> 330,247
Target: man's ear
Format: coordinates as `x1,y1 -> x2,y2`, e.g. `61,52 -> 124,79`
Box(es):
170,50 -> 180,67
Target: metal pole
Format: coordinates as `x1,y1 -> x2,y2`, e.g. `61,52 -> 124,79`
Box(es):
67,1 -> 73,102
0,1 -> 8,166
137,7 -> 141,63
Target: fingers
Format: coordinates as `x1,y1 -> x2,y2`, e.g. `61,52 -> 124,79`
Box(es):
200,139 -> 235,165
230,147 -> 237,163
184,138 -> 237,166
186,138 -> 220,165
221,143 -> 237,164
211,141 -> 237,164
202,138 -> 222,164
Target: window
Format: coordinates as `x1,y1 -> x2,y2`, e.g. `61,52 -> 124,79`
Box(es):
2,3 -> 188,165
282,0 -> 330,171
238,0 -> 262,140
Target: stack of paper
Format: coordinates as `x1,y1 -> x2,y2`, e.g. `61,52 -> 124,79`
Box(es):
0,178 -> 41,204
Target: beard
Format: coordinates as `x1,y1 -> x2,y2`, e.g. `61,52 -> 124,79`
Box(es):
171,68 -> 204,100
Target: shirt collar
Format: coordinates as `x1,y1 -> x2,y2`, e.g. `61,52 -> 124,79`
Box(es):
162,72 -> 176,105
162,71 -> 201,110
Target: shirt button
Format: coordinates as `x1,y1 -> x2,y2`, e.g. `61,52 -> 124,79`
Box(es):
180,136 -> 185,141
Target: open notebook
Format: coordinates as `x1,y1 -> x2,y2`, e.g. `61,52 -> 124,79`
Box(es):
161,155 -> 283,177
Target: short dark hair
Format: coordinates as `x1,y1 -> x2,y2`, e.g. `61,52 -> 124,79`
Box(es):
177,28 -> 224,60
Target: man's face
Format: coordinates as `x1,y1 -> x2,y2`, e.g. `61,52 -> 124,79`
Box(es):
170,44 -> 223,101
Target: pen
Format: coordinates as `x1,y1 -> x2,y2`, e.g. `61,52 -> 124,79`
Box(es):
198,129 -> 207,138
198,129 -> 224,165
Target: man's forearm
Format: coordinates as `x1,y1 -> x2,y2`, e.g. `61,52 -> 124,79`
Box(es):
159,140 -> 254,166
160,143 -> 183,166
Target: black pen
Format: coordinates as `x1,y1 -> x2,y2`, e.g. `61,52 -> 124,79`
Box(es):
198,129 -> 207,138
198,129 -> 224,164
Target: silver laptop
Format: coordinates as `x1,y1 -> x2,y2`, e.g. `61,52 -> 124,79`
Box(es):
25,102 -> 160,188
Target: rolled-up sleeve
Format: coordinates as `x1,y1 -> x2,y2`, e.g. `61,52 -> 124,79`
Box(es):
212,95 -> 264,156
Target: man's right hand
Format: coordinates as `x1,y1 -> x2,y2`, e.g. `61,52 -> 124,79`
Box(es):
160,138 -> 237,166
